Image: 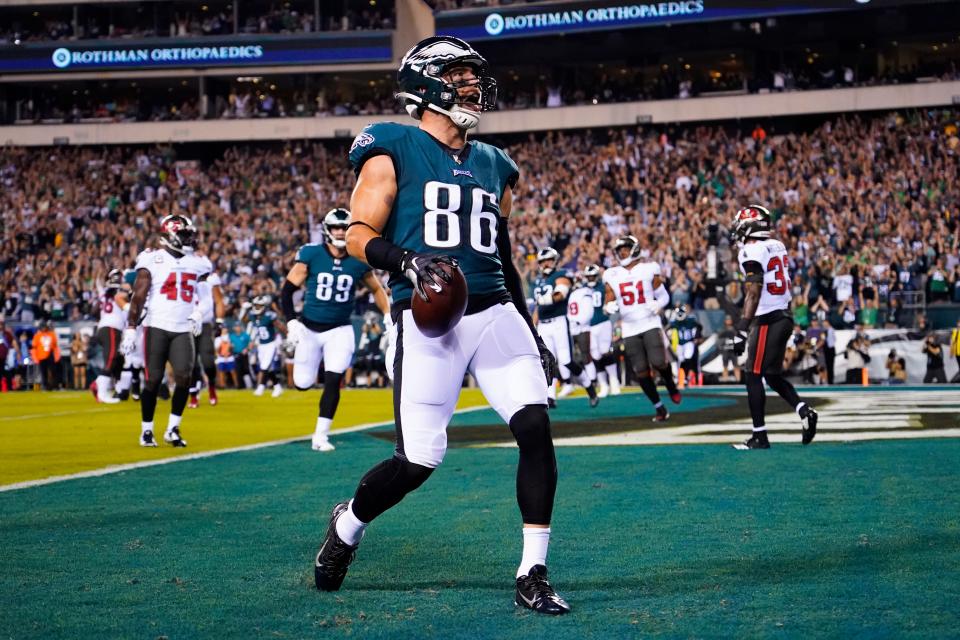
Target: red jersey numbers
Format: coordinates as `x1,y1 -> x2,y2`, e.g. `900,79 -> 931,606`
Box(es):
101,295 -> 113,313
160,272 -> 198,302
766,256 -> 789,295
618,280 -> 647,305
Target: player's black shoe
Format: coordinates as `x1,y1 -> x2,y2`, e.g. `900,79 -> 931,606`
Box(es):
515,565 -> 570,615
652,405 -> 670,422
733,433 -> 770,450
547,398 -> 557,410
800,406 -> 818,445
163,427 -> 187,447
158,385 -> 170,400
139,430 -> 158,447
314,501 -> 358,592
589,395 -> 600,408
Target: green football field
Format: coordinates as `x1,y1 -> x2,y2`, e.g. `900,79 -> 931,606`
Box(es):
1,387 -> 959,638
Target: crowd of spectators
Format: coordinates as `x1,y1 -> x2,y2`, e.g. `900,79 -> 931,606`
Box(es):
425,0 -> 550,11
1,109 -> 959,359
11,57 -> 958,126
0,3 -> 392,44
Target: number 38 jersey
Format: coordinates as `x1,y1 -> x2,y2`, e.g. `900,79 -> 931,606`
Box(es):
134,248 -> 212,333
602,261 -> 663,338
348,122 -> 519,306
738,239 -> 791,315
296,243 -> 371,327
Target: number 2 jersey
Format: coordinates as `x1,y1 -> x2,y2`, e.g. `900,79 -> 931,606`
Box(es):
134,248 -> 212,333
348,122 -> 519,306
738,239 -> 791,316
295,243 -> 371,328
602,261 -> 663,338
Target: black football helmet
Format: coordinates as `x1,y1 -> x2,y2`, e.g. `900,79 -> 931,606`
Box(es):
731,204 -> 773,244
396,35 -> 497,131
537,247 -> 559,275
323,208 -> 351,249
613,235 -> 642,266
159,214 -> 198,255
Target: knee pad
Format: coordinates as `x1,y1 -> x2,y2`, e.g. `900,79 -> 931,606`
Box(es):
509,405 -> 552,451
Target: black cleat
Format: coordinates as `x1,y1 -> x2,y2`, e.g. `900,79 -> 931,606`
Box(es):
163,427 -> 188,447
315,501 -> 358,592
139,430 -> 158,447
547,398 -> 557,410
801,406 -> 818,445
515,565 -> 571,615
652,405 -> 670,422
733,433 -> 770,450
589,395 -> 600,409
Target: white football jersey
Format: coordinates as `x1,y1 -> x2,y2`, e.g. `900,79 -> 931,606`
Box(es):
134,249 -> 212,333
197,270 -> 222,324
738,239 -> 791,315
602,261 -> 663,337
566,286 -> 595,336
96,287 -> 127,331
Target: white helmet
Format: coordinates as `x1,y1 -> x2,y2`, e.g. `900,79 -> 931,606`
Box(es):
323,208 -> 351,249
537,247 -> 560,275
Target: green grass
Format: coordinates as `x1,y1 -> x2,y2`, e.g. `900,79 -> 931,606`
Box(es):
1,396 -> 959,639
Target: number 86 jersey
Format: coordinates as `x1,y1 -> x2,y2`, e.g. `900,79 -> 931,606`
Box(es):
134,248 -> 212,333
738,239 -> 791,315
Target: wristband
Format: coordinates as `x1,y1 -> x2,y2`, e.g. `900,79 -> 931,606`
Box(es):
365,237 -> 408,273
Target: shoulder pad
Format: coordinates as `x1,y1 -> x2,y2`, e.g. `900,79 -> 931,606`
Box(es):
348,122 -> 409,175
295,243 -> 320,263
475,141 -> 520,194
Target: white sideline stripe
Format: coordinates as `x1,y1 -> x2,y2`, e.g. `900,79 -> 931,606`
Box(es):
0,404 -> 492,494
548,428 -> 960,447
0,408 -> 111,422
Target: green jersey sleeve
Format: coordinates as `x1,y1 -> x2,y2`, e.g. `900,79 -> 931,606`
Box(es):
348,122 -> 409,177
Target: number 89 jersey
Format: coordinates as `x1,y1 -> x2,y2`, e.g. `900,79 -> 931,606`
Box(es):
349,122 -> 519,305
296,243 -> 371,326
135,248 -> 212,333
738,239 -> 791,315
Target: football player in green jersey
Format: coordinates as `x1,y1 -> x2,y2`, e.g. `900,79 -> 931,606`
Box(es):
280,208 -> 390,452
313,36 -> 569,615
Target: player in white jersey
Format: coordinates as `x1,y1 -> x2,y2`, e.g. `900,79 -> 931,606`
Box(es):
730,205 -> 818,449
189,264 -> 225,408
602,235 -> 680,422
121,214 -> 211,448
583,265 -> 620,397
90,268 -> 127,404
565,277 -> 599,408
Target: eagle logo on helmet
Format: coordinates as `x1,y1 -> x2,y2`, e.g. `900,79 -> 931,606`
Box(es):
323,208 -> 351,249
536,247 -> 560,275
583,264 -> 601,284
396,35 -> 498,131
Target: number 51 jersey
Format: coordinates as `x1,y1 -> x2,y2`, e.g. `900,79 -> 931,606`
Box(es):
348,122 -> 519,306
737,239 -> 791,315
134,248 -> 212,333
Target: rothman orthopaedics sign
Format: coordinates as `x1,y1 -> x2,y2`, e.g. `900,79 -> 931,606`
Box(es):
435,0 -> 942,40
0,33 -> 391,73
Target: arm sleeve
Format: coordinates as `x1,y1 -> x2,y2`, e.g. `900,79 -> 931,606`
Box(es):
742,260 -> 764,283
653,284 -> 670,309
280,280 -> 298,321
496,222 -> 538,338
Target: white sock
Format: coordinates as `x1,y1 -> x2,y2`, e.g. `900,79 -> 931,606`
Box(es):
597,371 -> 608,385
141,421 -> 154,435
117,371 -> 132,392
753,426 -> 766,432
547,384 -> 557,400
654,401 -> 663,409
335,499 -> 367,546
315,417 -> 332,439
606,365 -> 618,384
167,414 -> 182,432
95,375 -> 111,395
795,402 -> 808,417
517,527 -> 551,578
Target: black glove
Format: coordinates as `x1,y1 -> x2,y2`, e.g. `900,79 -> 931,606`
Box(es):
534,333 -> 558,384
733,330 -> 749,356
400,252 -> 458,301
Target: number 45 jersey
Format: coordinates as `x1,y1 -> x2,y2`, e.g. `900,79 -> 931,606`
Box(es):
134,249 -> 212,333
602,261 -> 663,338
296,243 -> 371,327
348,122 -> 519,306
738,239 -> 791,315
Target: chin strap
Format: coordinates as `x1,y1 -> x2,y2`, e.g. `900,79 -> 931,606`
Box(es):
397,92 -> 480,130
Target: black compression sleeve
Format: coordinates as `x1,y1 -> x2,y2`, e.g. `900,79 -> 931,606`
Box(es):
280,279 -> 298,321
496,222 -> 537,335
365,237 -> 408,273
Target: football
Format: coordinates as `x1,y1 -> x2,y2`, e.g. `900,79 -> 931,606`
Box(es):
411,262 -> 468,338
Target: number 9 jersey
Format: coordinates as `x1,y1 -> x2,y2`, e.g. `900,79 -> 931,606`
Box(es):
348,121 -> 519,305
738,239 -> 791,315
134,249 -> 212,333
